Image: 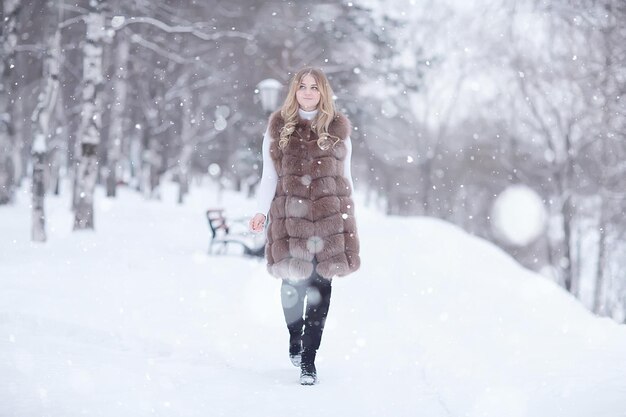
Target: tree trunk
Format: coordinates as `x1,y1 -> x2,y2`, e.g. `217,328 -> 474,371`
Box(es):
141,118 -> 162,200
561,194 -> 574,291
31,150 -> 46,242
0,0 -> 20,205
571,218 -> 583,298
592,2 -> 618,317
106,35 -> 129,197
74,1 -> 106,230
593,198 -> 608,315
421,154 -> 433,216
558,131 -> 576,293
13,78 -> 25,187
30,24 -> 61,242
50,90 -> 69,196
149,147 -> 161,199
177,84 -> 193,204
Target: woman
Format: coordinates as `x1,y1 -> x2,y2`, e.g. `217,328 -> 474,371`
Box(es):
249,67 -> 360,385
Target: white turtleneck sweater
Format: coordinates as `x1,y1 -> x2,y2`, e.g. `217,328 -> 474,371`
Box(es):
255,108 -> 354,216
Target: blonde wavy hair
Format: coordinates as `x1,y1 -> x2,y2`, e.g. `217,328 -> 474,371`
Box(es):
278,67 -> 341,151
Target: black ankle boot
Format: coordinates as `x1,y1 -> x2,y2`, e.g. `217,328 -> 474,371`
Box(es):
289,337 -> 302,367
287,317 -> 304,367
300,349 -> 317,385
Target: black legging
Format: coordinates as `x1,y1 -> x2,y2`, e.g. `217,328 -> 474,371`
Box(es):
280,261 -> 332,352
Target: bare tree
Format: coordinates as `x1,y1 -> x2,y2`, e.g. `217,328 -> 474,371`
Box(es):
105,32 -> 129,197
505,4 -> 584,292
74,0 -> 107,230
0,0 -> 21,205
577,0 -> 626,315
31,9 -> 61,242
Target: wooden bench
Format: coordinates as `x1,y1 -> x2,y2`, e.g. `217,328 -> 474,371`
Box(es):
206,209 -> 265,258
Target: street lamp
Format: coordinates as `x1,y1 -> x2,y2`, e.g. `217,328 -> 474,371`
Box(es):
256,78 -> 283,114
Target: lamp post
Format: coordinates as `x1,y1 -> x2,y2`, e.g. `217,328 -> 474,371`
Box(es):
250,79 -> 282,197
256,78 -> 283,114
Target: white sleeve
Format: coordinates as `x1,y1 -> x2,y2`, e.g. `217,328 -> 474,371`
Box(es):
344,136 -> 355,191
255,129 -> 278,216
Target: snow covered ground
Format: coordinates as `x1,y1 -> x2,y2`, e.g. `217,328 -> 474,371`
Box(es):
1,179 -> 625,417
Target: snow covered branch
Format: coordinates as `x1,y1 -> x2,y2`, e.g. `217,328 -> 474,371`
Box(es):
130,34 -> 189,64
114,16 -> 254,42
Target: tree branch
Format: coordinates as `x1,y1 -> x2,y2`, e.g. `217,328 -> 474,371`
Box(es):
116,16 -> 254,42
130,34 -> 189,64
59,14 -> 85,29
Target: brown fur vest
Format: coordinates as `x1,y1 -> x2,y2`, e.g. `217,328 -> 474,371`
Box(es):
264,110 -> 361,281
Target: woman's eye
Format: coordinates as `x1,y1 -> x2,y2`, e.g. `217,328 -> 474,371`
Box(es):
299,85 -> 305,89
312,86 -> 318,90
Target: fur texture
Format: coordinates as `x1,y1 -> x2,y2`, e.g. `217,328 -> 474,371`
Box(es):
265,110 -> 361,281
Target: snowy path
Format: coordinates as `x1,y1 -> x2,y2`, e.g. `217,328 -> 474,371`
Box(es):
1,181 -> 625,417
0,183 -> 449,416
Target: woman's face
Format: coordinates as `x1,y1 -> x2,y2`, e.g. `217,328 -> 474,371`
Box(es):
295,74 -> 321,111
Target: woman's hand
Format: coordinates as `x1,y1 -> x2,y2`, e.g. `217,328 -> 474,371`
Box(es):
249,213 -> 267,233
